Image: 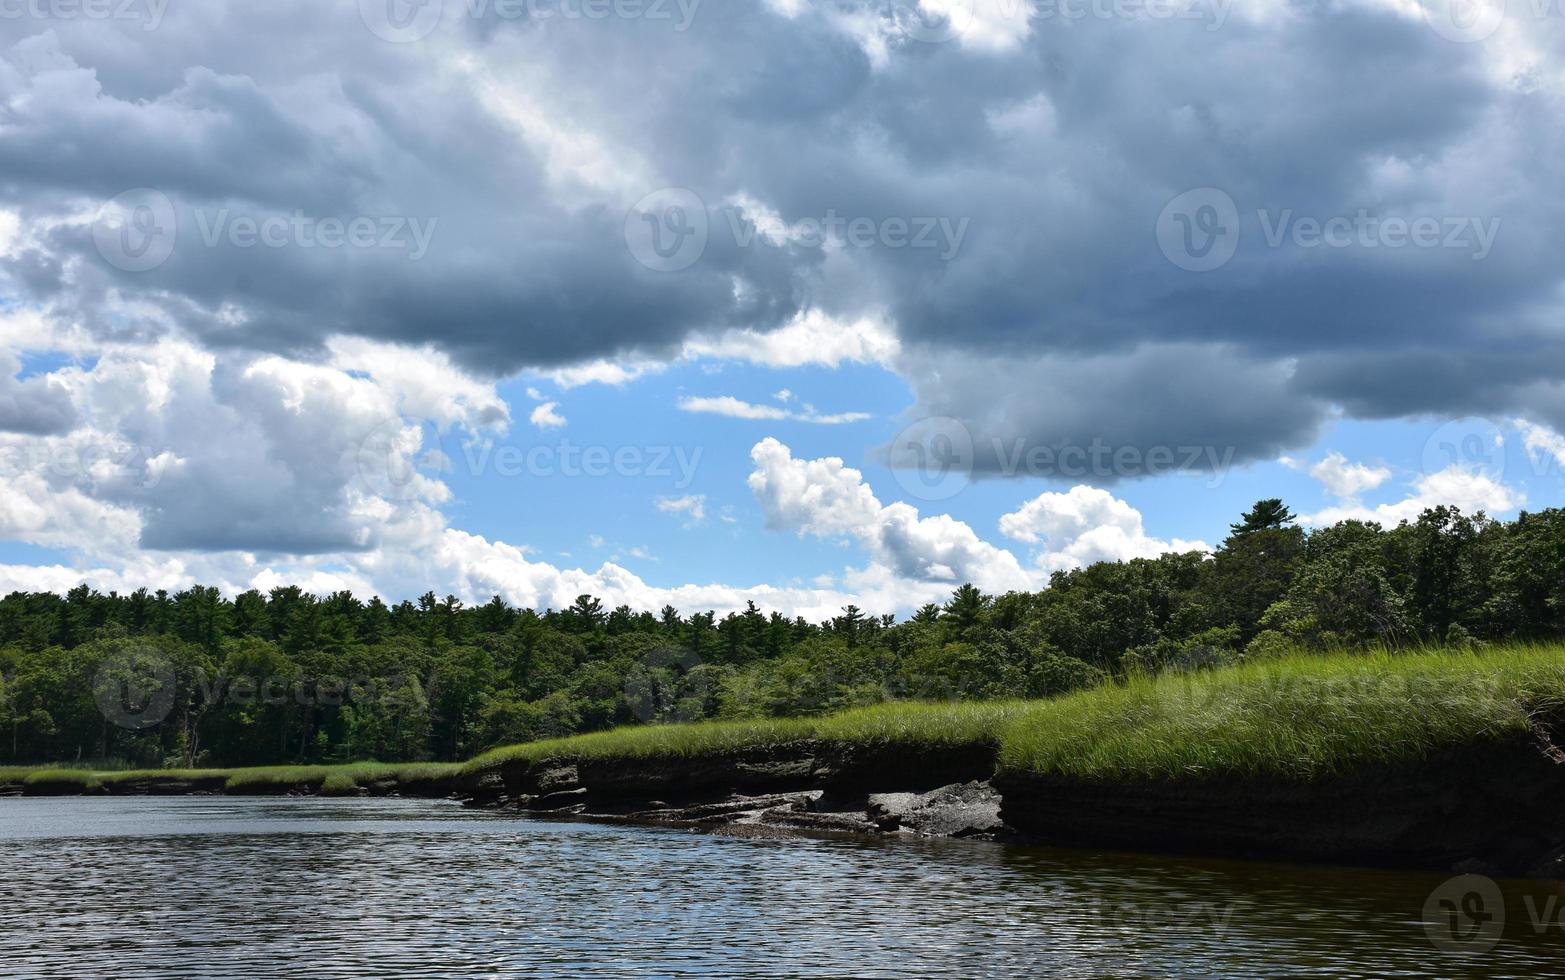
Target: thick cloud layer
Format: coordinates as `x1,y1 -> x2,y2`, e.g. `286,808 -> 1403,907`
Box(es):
4,2 -> 1564,469
2,0 -> 1563,609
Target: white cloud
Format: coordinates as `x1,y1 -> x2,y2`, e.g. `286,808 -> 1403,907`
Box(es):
748,437 -> 1034,601
679,395 -> 870,425
326,336 -> 510,431
529,401 -> 567,429
657,494 -> 708,524
999,486 -> 1209,574
1301,465 -> 1524,526
1283,451 -> 1392,500
1515,418 -> 1565,470
681,396 -> 790,421
682,309 -> 900,369
545,310 -> 899,393
547,359 -> 665,390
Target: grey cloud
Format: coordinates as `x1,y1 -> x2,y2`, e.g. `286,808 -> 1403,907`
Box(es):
0,355 -> 77,435
2,0 -> 1563,472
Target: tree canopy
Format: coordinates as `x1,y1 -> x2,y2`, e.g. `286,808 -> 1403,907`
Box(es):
4,502 -> 1562,769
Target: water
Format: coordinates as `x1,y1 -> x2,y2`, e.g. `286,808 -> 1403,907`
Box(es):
1,798 -> 1561,978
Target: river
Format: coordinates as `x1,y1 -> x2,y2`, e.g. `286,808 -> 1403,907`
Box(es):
1,797 -> 1561,977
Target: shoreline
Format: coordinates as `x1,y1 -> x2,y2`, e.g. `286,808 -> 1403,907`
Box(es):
10,646 -> 1565,878
8,727 -> 1565,878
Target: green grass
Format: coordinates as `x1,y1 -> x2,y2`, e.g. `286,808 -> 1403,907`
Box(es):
997,644 -> 1565,782
459,700 -> 1033,775
8,644 -> 1565,793
219,762 -> 461,793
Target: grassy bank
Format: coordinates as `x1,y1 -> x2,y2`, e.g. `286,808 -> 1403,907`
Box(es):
1,761 -> 464,795
7,644 -> 1565,794
998,645 -> 1565,781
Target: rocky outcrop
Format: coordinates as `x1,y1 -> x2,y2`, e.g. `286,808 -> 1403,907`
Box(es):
479,740 -> 1010,840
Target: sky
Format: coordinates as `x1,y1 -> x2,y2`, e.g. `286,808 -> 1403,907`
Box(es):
2,0 -> 1564,619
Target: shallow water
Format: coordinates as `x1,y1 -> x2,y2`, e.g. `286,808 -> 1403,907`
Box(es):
1,797 -> 1562,978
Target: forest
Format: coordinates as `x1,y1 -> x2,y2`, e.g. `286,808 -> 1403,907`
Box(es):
3,500 -> 1563,769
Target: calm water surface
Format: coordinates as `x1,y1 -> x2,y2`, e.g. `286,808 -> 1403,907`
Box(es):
2,797 -> 1562,978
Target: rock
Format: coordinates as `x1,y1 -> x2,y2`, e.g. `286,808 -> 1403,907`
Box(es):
867,781 -> 1005,838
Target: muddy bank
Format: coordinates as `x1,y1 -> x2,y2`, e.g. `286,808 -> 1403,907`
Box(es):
9,729 -> 1565,876
996,729 -> 1565,879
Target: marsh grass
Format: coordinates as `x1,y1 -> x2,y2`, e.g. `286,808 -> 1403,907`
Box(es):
996,644 -> 1565,781
8,644 -> 1565,792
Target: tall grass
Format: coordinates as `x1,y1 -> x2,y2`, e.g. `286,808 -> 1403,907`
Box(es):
460,701 -> 1035,774
997,644 -> 1565,781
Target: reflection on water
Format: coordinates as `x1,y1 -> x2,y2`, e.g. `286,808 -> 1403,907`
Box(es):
1,797 -> 1561,978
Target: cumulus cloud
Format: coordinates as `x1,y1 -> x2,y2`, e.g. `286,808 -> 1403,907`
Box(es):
529,401 -> 567,429
5,0 -> 1565,614
0,335 -> 882,618
0,351 -> 77,435
5,3 -> 1565,467
656,494 -> 708,525
1282,451 -> 1392,500
999,486 -> 1210,575
1300,464 -> 1524,526
1515,418 -> 1565,471
748,437 -> 1033,600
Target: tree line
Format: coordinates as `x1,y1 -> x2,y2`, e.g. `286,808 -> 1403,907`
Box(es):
3,500 -> 1563,768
